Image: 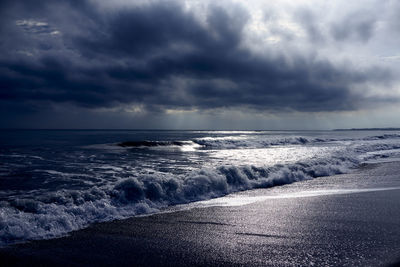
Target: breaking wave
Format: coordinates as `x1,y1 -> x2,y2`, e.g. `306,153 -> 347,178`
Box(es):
117,140 -> 202,151
0,154 -> 357,246
193,136 -> 318,149
116,133 -> 400,151
117,136 -> 333,151
194,133 -> 400,149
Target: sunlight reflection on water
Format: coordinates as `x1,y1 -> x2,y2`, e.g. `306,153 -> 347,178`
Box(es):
206,146 -> 341,168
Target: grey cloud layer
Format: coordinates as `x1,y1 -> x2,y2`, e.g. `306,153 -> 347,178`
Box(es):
0,0 -> 396,117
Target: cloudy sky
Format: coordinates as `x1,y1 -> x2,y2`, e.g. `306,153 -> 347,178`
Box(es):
0,0 -> 399,129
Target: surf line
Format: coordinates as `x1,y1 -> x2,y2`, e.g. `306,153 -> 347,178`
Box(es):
194,187 -> 400,207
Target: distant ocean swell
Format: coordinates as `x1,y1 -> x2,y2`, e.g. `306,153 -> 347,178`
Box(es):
193,133 -> 400,149
117,136 -> 329,149
116,133 -> 400,150
0,153 -> 357,246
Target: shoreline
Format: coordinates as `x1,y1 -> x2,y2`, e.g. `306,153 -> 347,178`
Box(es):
1,162 -> 400,266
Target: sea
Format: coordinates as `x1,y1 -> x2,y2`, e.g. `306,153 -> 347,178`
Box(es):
1,129 -> 400,246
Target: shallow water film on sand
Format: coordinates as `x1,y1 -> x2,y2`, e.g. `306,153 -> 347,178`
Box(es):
1,129 -> 400,246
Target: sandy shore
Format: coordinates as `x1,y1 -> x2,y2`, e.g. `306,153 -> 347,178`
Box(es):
1,162 -> 400,266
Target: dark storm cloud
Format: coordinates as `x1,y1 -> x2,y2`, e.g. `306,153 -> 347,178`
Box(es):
0,0 -> 394,118
330,12 -> 377,42
295,8 -> 326,44
292,6 -> 377,44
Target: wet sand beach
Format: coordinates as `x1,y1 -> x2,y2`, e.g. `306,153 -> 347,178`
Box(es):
1,162 -> 400,266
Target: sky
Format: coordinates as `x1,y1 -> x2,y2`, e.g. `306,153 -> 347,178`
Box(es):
0,0 -> 399,130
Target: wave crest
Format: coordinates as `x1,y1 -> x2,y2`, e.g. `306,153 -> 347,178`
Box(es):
0,154 -> 358,246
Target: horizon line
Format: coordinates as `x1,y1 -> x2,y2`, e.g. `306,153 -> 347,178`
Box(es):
1,127 -> 399,131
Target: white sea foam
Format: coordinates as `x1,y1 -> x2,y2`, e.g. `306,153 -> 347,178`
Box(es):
0,153 -> 357,246
193,135 -> 337,149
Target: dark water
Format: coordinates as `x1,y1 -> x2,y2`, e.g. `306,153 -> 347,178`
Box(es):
1,129 -> 400,246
